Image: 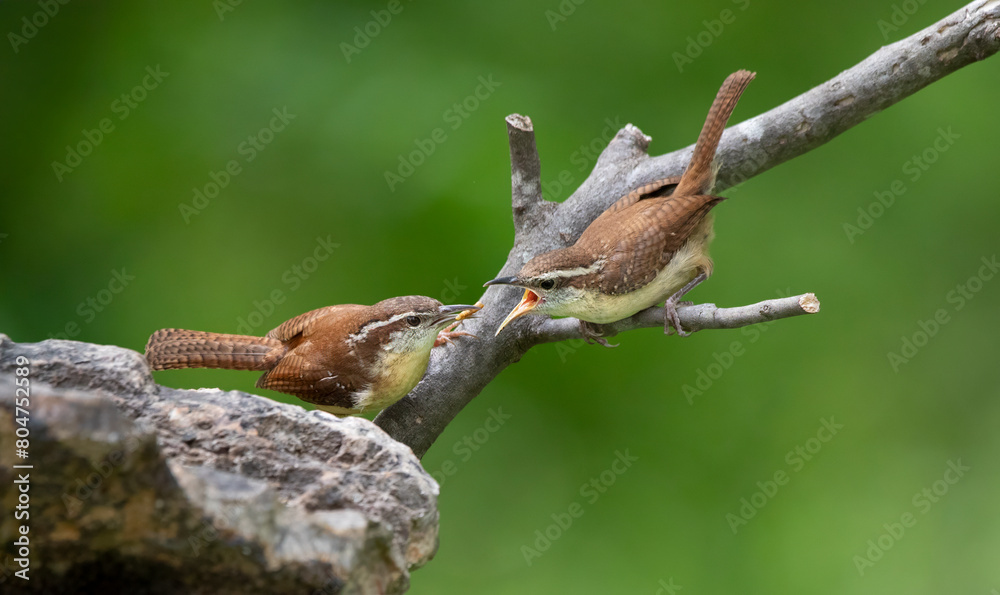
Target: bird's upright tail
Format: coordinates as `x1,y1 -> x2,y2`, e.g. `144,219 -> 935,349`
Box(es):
144,329 -> 284,371
674,70 -> 756,197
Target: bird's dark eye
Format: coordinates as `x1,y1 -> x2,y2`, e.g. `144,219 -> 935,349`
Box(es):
540,279 -> 555,290
406,315 -> 421,327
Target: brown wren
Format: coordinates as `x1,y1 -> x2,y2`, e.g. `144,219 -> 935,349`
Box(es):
486,70 -> 755,340
145,296 -> 479,415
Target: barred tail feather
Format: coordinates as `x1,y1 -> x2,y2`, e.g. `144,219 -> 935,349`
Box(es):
675,70 -> 755,197
144,329 -> 283,371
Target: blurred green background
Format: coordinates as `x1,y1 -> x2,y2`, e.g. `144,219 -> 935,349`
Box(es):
2,0 -> 999,593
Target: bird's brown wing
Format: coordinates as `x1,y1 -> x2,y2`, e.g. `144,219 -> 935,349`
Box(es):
266,305 -> 355,343
591,176 -> 681,226
256,352 -> 365,408
595,193 -> 723,295
258,304 -> 369,410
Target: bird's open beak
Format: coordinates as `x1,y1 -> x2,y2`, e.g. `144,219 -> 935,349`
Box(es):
495,289 -> 540,336
434,304 -> 480,326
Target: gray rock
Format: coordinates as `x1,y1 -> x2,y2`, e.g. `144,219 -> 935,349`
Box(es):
0,334 -> 439,594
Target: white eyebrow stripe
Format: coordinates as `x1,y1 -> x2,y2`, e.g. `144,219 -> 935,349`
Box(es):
538,260 -> 604,280
347,312 -> 415,345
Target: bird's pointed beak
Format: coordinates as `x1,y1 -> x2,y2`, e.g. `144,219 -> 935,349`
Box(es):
495,289 -> 540,336
483,275 -> 517,287
434,303 -> 480,325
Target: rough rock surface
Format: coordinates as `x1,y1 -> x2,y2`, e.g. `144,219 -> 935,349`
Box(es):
0,334 -> 439,594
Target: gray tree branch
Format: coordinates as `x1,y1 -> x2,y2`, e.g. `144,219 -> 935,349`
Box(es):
506,114 -> 552,231
375,0 -> 1000,459
531,294 -> 821,345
